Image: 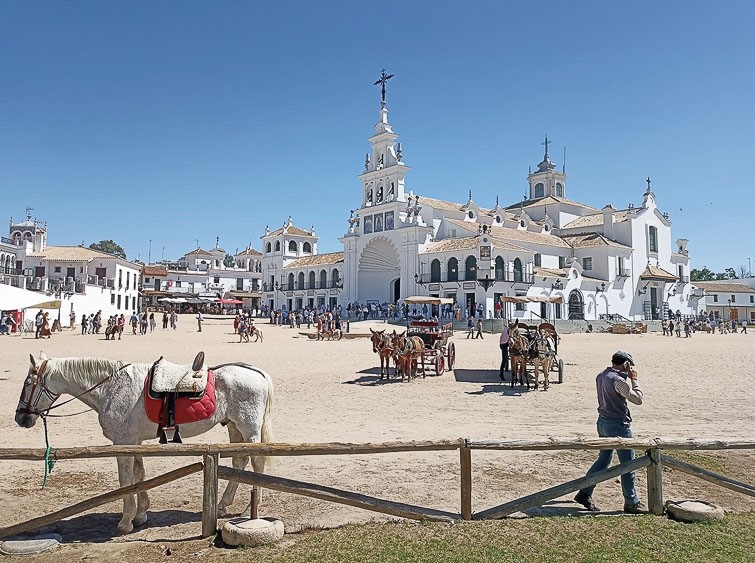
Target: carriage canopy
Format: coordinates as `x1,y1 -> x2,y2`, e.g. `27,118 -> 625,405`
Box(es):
404,296 -> 455,305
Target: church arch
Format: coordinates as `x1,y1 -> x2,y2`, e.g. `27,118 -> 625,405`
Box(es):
320,270 -> 327,288
464,256 -> 478,281
535,183 -> 545,198
265,242 -> 272,253
357,236 -> 400,302
447,257 -> 459,282
297,272 -> 305,289
288,240 -> 297,253
556,182 -> 564,197
309,271 -> 316,288
275,241 -> 281,252
430,259 -> 441,283
287,272 -> 295,289
303,242 -> 312,253
332,268 -> 340,286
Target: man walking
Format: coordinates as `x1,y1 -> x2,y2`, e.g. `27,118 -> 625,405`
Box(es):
499,323 -> 510,380
574,350 -> 645,514
196,311 -> 204,332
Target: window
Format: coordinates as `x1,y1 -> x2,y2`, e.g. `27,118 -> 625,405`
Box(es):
288,273 -> 295,288
297,272 -> 305,288
495,215 -> 502,224
534,183 -> 544,198
430,259 -> 441,283
495,256 -> 505,280
513,258 -> 523,282
534,253 -> 541,267
559,256 -> 566,269
515,292 -> 526,311
520,220 -> 526,228
176,281 -> 182,287
288,241 -> 297,252
275,241 -> 281,252
678,265 -> 684,279
54,266 -> 61,273
464,256 -> 478,281
320,270 -> 327,288
583,257 -> 593,271
556,182 -> 564,197
111,293 -> 116,305
332,269 -> 340,286
468,210 -> 474,219
303,242 -> 312,253
447,258 -> 459,282
648,226 -> 658,253
266,242 -> 271,253
731,295 -> 736,303
309,271 -> 316,288
117,295 -> 121,309
750,296 -> 753,304
237,278 -> 244,290
713,294 -> 718,303
214,276 -> 220,284
125,296 -> 129,309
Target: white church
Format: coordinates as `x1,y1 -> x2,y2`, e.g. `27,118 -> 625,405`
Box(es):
262,75 -> 696,322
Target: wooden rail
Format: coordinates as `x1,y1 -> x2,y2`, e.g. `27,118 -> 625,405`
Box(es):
0,438 -> 752,540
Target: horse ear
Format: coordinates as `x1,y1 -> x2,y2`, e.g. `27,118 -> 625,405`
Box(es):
370,328 -> 375,334
29,354 -> 37,369
192,351 -> 205,371
40,351 -> 49,360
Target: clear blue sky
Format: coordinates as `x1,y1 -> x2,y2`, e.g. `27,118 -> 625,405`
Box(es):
2,2 -> 753,272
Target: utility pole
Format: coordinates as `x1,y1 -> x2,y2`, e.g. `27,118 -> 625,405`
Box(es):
148,240 -> 152,264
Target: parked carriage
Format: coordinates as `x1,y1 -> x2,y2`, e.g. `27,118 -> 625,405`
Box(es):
404,296 -> 456,375
510,322 -> 564,385
535,322 -> 564,384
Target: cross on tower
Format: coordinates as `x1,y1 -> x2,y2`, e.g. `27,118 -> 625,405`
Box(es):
646,176 -> 652,191
542,135 -> 551,160
373,69 -> 395,103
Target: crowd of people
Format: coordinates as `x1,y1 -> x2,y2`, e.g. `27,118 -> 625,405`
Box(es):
661,314 -> 748,337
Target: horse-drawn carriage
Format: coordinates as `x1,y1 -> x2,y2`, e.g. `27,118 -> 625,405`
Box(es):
508,321 -> 564,389
404,296 -> 456,376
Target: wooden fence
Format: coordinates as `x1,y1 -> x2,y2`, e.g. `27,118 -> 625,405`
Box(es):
0,437 -> 754,540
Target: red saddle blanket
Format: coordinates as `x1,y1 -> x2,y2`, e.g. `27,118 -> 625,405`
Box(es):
144,370 -> 217,425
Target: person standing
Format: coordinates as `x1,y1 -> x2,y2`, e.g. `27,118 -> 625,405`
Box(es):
475,317 -> 484,339
162,311 -> 169,329
170,309 -> 178,330
69,310 -> 76,331
574,350 -> 645,514
149,312 -> 156,333
81,314 -> 88,335
499,323 -> 510,380
130,311 -> 139,335
196,311 -> 204,332
466,316 -> 474,339
34,310 -> 44,339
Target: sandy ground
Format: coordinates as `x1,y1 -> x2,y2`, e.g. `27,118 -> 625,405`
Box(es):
0,316 -> 753,548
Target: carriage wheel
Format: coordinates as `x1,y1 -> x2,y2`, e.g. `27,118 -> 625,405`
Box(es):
435,353 -> 445,375
558,359 -> 564,384
447,342 -> 456,370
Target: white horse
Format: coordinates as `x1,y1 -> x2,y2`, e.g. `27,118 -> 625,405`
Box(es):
14,352 -> 274,535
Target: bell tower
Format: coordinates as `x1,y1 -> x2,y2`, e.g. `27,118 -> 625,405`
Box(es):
357,69 -> 410,208
527,135 -> 567,200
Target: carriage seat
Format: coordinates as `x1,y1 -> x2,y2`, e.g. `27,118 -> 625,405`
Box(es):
149,351 -> 208,397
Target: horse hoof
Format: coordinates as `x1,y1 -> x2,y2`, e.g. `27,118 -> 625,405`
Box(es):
133,513 -> 148,527
116,521 -> 134,535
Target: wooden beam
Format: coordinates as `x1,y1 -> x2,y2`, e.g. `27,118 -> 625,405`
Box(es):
217,466 -> 459,523
250,487 -> 260,520
646,448 -> 664,515
662,455 -> 755,498
0,462 -> 203,540
202,454 -> 219,538
460,446 -> 472,520
473,455 -> 651,520
0,439 -> 464,461
467,438 -> 755,451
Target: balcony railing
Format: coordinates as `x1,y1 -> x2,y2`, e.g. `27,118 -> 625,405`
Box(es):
0,267 -> 22,276
417,270 -> 534,285
262,281 -> 342,292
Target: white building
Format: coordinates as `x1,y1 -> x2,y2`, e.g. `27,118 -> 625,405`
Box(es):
693,281 -> 755,323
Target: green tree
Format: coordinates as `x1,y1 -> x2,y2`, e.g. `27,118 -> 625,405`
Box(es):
690,267 -> 715,281
223,254 -> 235,267
89,239 -> 127,259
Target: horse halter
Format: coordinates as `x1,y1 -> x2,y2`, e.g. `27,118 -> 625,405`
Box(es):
16,360 -> 59,417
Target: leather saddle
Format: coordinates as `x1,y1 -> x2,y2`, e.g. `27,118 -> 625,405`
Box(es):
147,351 -> 206,444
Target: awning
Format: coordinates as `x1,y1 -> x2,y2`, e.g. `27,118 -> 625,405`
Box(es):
218,298 -> 244,304
639,265 -> 678,282
404,296 -> 455,305
501,295 -> 564,304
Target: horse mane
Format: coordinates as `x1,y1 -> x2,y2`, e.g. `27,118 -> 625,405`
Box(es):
47,357 -> 144,388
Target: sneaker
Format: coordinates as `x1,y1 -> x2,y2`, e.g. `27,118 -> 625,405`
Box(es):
623,502 -> 646,514
574,491 -> 599,512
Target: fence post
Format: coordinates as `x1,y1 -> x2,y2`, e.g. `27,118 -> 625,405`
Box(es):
460,445 -> 472,520
647,448 -> 664,515
202,453 -> 219,537
251,486 -> 260,519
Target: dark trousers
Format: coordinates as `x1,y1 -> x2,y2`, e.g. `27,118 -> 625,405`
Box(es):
499,343 -> 509,374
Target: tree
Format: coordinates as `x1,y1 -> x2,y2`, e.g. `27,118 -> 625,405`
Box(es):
89,240 -> 127,259
690,267 -> 715,281
738,265 -> 749,279
223,254 -> 235,268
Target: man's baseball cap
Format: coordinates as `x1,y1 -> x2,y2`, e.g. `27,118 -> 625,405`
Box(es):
612,350 -> 634,366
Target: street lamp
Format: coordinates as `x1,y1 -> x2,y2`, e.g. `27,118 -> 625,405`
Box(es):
595,282 -> 606,294
551,279 -> 563,290
414,273 -> 426,287
727,298 -> 731,321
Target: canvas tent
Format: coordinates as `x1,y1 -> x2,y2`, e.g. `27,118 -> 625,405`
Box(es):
0,283 -> 62,311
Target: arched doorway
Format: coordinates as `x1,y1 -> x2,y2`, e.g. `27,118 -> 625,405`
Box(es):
358,238 -> 400,303
568,290 -> 584,320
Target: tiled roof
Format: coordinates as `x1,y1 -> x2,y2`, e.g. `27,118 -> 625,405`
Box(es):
639,265 -> 678,281
142,265 -> 168,277
561,233 -> 632,249
186,248 -> 213,257
416,195 -> 493,215
694,281 -> 755,293
284,252 -> 344,269
562,210 -> 630,229
504,195 -> 598,212
27,246 -> 127,262
266,225 -> 313,237
445,218 -> 570,248
236,248 -> 262,257
421,236 -> 528,254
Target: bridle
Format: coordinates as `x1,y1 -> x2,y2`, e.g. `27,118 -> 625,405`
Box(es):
16,360 -> 130,418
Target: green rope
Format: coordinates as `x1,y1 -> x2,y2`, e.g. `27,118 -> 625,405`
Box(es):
42,416 -> 56,488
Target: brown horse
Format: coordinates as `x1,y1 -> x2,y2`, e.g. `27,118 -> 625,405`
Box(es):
370,329 -> 396,379
532,330 -> 556,390
391,331 -> 425,382
508,329 -> 531,388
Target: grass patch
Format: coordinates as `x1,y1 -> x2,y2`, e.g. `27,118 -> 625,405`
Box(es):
230,512 -> 755,562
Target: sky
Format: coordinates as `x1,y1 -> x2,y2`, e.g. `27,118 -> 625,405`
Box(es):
2,1 -> 754,272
